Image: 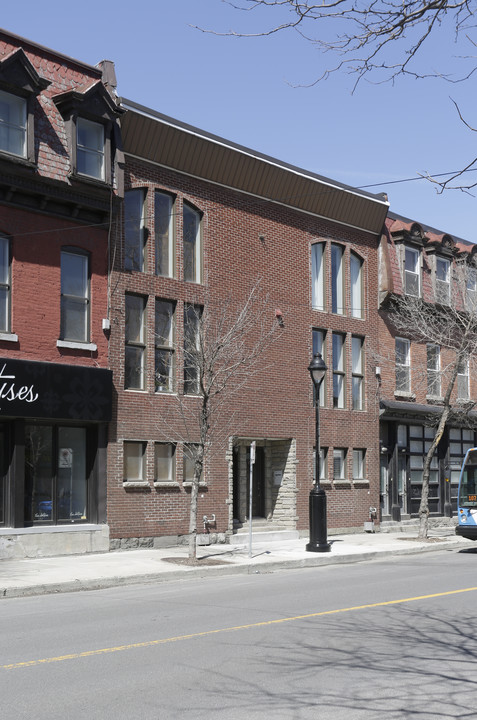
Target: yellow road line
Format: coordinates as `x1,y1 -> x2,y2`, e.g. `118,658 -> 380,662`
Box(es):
4,585 -> 477,671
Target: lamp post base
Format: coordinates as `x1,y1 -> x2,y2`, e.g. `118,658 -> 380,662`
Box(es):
306,484 -> 331,553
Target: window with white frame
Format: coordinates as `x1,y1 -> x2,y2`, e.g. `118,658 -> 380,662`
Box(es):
313,447 -> 328,482
350,252 -> 363,318
76,118 -> 104,180
183,203 -> 202,283
427,344 -> 441,397
333,448 -> 346,480
155,299 -> 175,392
353,449 -> 366,481
154,443 -> 176,483
0,235 -> 11,333
184,303 -> 202,395
311,242 -> 325,311
457,356 -> 469,400
331,244 -> 344,314
395,337 -> 411,393
436,257 -> 450,305
467,265 -> 477,312
155,191 -> 174,278
123,441 -> 146,483
404,246 -> 420,297
312,328 -> 326,406
124,189 -> 146,272
352,336 -> 364,410
0,89 -> 26,158
125,294 -> 146,390
60,249 -> 89,343
332,333 -> 345,408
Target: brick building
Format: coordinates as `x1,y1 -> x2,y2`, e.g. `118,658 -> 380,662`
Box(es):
0,30 -> 123,557
107,99 -> 389,548
378,213 -> 477,524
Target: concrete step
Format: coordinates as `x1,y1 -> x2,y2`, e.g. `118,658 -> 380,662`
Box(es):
229,529 -> 300,545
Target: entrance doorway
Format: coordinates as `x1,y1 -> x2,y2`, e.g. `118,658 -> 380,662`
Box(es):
246,446 -> 265,518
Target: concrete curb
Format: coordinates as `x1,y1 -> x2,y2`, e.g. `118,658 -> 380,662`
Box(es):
1,538 -> 467,600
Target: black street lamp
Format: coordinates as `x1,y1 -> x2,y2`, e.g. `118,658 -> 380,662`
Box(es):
306,352 -> 331,552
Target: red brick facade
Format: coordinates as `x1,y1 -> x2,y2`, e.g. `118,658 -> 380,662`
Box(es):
107,125 -> 387,545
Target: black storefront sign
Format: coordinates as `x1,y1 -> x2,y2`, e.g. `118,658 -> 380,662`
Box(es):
0,358 -> 112,422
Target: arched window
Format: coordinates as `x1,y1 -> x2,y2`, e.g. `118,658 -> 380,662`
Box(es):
350,252 -> 363,318
311,243 -> 325,311
183,203 -> 202,283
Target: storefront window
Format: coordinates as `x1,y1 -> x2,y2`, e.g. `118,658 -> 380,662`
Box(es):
25,424 -> 87,524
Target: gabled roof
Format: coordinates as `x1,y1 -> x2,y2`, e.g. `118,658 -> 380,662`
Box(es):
120,98 -> 389,236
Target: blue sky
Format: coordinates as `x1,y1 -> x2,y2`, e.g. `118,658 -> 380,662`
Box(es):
2,0 -> 476,240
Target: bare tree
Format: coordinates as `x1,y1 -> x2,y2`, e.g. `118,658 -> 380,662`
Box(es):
384,258 -> 477,538
200,1 -> 477,190
208,0 -> 477,87
156,281 -> 280,561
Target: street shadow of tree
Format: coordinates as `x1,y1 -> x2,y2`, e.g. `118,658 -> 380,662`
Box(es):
175,602 -> 477,719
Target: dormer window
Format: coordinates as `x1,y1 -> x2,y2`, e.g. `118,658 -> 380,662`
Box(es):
0,89 -> 26,158
0,47 -> 50,165
53,80 -> 124,187
76,118 -> 105,180
404,246 -> 420,297
435,257 -> 450,305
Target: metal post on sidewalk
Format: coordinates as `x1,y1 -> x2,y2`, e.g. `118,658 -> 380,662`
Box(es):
249,441 -> 256,558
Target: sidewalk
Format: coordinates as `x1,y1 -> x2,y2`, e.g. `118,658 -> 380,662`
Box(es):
0,529 -> 473,599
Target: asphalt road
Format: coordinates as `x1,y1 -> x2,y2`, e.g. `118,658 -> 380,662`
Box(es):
2,547 -> 477,720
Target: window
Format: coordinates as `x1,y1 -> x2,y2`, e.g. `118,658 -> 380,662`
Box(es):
0,89 -> 26,158
353,449 -> 366,481
123,441 -> 146,483
312,329 -> 326,406
351,336 -> 364,410
125,294 -> 146,390
350,253 -> 363,318
183,443 -> 203,483
427,344 -> 441,397
311,243 -> 325,311
467,266 -> 477,312
155,299 -> 175,392
332,333 -> 345,408
457,356 -> 469,400
333,448 -> 346,480
60,250 -> 89,343
25,425 -> 88,524
124,189 -> 146,271
404,246 -> 420,296
155,443 -> 176,483
76,118 -> 104,180
313,447 -> 328,482
331,244 -> 344,314
395,338 -> 411,393
436,257 -> 450,305
183,203 -> 202,283
0,235 -> 11,333
155,191 -> 174,277
184,303 -> 202,395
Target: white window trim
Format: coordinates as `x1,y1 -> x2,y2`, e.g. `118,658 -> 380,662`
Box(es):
404,246 -> 420,297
